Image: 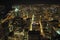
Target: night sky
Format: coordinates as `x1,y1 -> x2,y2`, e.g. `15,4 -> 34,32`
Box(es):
0,0 -> 60,5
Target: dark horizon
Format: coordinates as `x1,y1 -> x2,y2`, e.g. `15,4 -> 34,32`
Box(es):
0,0 -> 60,5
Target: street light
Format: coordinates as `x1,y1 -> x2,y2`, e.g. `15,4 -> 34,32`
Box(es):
14,7 -> 20,16
56,29 -> 60,35
15,8 -> 19,12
